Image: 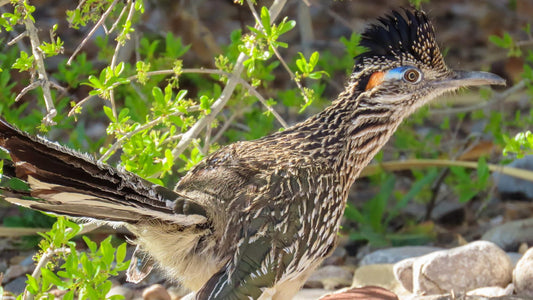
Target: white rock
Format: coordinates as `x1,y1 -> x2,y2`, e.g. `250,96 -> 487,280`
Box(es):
482,218 -> 533,250
306,265 -> 353,290
411,241 -> 512,294
360,246 -> 443,266
467,284 -> 514,297
393,257 -> 416,292
513,247 -> 533,297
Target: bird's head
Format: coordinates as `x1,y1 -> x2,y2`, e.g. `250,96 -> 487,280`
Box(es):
349,9 -> 505,114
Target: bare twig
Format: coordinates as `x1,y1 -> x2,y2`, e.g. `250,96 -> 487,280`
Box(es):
108,0 -> 131,34
7,31 -> 27,46
15,81 -> 40,102
23,14 -> 56,125
67,0 -> 119,66
170,0 -> 288,159
127,68 -> 288,127
23,247 -> 71,300
98,105 -> 200,163
431,80 -> 527,115
211,109 -> 241,145
246,0 -> 313,109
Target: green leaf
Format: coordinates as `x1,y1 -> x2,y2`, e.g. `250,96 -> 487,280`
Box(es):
277,20 -> 295,36
103,106 -> 116,122
260,7 -> 271,35
83,235 -> 97,253
41,268 -> 64,290
25,274 -> 40,294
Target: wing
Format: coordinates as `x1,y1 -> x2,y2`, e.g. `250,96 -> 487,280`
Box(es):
0,118 -> 206,226
196,163 -> 338,299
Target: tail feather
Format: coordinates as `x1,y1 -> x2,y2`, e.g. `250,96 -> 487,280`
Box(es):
0,118 -> 206,226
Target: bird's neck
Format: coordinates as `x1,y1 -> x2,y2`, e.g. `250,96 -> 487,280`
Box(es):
290,88 -> 405,188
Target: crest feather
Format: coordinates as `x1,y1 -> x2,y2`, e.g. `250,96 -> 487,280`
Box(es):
355,9 -> 447,72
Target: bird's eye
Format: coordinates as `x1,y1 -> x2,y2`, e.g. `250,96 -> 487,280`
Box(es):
403,68 -> 421,83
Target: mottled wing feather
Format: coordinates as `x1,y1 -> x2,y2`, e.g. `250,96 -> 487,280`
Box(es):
197,163 -> 336,299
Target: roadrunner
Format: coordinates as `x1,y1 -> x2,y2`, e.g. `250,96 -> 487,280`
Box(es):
0,9 -> 504,299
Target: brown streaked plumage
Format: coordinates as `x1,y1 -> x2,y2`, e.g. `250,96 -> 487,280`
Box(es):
0,9 -> 504,299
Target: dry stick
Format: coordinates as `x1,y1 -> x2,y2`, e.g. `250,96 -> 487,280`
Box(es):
108,1 -> 136,121
67,0 -> 119,66
170,0 -> 288,159
211,109 -> 241,145
23,247 -> 71,300
108,0 -> 131,34
431,80 -> 527,115
127,68 -> 288,126
360,159 -> 533,182
246,0 -> 313,108
98,105 -> 200,163
23,15 -> 56,125
7,31 -> 27,46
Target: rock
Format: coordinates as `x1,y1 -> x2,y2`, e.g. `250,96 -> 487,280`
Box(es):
107,285 -> 134,300
142,284 -> 171,300
467,284 -> 514,297
360,246 -> 443,266
306,265 -> 353,290
323,247 -> 347,265
352,264 -> 406,294
4,276 -> 27,295
2,265 -> 33,282
494,155 -> 533,199
319,286 -> 398,300
393,258 -> 416,292
411,241 -> 512,294
482,218 -> 533,250
294,288 -> 330,300
507,252 -> 523,267
513,247 -> 533,297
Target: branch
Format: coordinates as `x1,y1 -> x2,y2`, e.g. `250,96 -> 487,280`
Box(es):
23,13 -> 56,125
431,80 -> 527,115
67,0 -> 119,66
246,0 -> 313,110
359,159 -> 533,182
98,105 -> 199,163
23,246 -> 71,300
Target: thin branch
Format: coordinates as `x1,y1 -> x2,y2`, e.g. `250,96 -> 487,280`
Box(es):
7,31 -> 27,46
98,105 -> 200,163
108,0 -> 131,34
170,0 -> 289,159
15,81 -> 40,102
23,247 -> 71,300
107,0 -> 138,121
67,0 -> 119,66
127,68 -> 288,127
68,94 -> 93,117
23,13 -> 56,125
431,80 -> 527,115
359,159 -> 533,182
246,0 -> 313,109
211,109 -> 241,145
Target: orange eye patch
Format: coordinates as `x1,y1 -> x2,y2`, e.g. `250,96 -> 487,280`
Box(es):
365,71 -> 385,91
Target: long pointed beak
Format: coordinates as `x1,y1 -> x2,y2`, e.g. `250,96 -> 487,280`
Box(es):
435,71 -> 506,89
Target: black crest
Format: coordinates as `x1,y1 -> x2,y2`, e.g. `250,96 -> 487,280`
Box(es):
355,9 -> 447,72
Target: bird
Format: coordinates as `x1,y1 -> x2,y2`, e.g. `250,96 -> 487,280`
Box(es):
0,8 -> 505,300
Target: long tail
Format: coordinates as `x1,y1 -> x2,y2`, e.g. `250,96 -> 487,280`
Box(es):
0,118 -> 206,226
